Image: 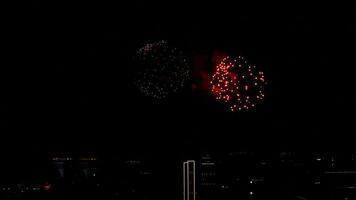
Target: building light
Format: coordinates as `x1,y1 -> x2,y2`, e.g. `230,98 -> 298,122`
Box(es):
126,160 -> 142,165
201,162 -> 215,166
259,161 -> 267,166
221,185 -> 229,189
42,183 -> 52,191
52,157 -> 73,161
80,157 -> 97,161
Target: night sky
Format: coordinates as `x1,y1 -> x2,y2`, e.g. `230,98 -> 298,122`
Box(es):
2,2 -> 356,155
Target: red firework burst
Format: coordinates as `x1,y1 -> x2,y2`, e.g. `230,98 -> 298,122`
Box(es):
210,56 -> 266,112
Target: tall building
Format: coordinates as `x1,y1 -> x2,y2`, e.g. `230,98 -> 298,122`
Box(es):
198,153 -> 217,200
107,156 -> 154,200
183,160 -> 196,200
51,156 -> 74,182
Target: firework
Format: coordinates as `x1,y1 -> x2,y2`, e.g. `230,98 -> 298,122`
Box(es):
133,40 -> 190,99
210,56 -> 266,112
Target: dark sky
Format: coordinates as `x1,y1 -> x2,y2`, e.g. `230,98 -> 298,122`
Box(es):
2,2 -> 356,154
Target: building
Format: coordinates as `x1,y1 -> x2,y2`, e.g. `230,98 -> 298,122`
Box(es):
107,155 -> 154,200
198,153 -> 218,200
183,160 -> 196,200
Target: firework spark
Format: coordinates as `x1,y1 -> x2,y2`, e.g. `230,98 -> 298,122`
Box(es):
133,40 -> 190,99
210,56 -> 266,111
